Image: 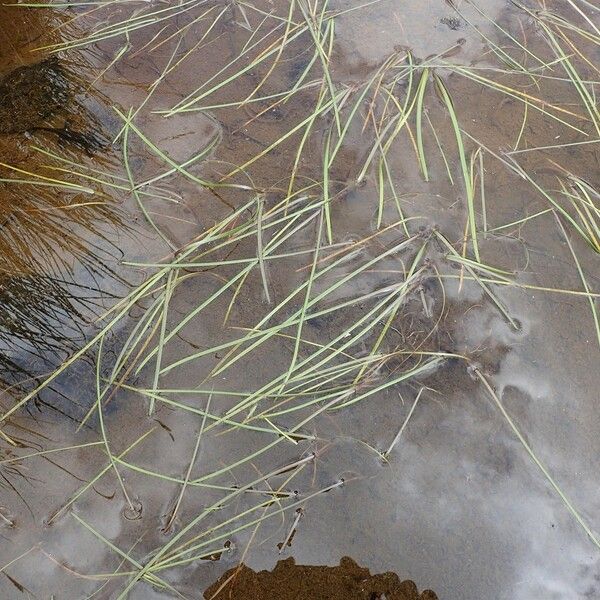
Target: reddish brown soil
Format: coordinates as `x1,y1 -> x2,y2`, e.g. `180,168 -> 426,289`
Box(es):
204,557 -> 438,600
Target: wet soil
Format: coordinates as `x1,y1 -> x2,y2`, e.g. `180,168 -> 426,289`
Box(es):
0,57 -> 68,134
0,57 -> 109,153
204,557 -> 438,600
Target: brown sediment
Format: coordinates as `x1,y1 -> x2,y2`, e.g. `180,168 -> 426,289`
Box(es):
0,53 -> 110,152
0,6 -> 62,73
0,57 -> 69,134
204,557 -> 438,600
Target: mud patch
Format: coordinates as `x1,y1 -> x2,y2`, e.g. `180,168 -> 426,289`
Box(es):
204,557 -> 438,600
0,57 -> 68,134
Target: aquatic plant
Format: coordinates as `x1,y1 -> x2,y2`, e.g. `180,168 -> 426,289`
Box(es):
0,0 -> 599,596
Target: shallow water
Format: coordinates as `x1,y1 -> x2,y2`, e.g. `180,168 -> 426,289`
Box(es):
0,1 -> 599,599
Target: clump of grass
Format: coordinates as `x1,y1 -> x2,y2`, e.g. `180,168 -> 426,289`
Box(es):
0,146 -> 127,391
